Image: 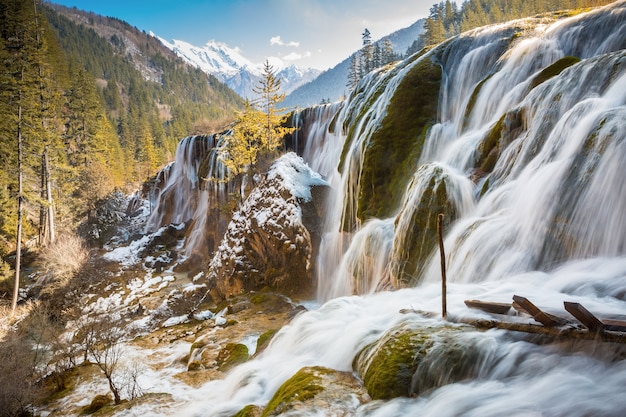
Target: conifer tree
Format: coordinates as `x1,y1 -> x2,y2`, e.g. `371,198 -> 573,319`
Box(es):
346,54 -> 361,93
220,61 -> 294,178
252,60 -> 291,152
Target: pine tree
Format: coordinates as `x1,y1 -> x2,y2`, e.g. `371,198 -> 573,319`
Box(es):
346,54 -> 361,93
0,0 -> 47,312
252,60 -> 293,153
220,61 -> 294,178
360,28 -> 374,76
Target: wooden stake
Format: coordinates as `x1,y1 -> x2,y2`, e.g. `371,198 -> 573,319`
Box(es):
437,213 -> 447,320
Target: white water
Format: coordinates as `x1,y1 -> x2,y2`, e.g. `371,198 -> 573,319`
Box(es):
146,135 -> 230,259
141,3 -> 626,416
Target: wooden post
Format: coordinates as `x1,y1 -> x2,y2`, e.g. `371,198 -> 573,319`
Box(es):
437,213 -> 447,320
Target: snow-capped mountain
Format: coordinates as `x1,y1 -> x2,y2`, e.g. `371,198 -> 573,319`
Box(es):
157,37 -> 320,100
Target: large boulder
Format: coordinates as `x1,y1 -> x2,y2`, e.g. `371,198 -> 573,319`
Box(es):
353,321 -> 482,400
206,153 -> 327,301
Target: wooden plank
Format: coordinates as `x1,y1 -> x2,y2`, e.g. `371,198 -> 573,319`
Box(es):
564,302 -> 605,333
512,295 -> 566,327
603,319 -> 626,333
464,299 -> 511,315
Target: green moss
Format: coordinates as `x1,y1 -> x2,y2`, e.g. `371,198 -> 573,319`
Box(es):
474,114 -> 505,177
391,165 -> 457,287
256,329 -> 278,355
354,324 -> 481,400
529,56 -> 580,90
357,56 -> 442,221
463,73 -> 494,128
355,327 -> 430,400
231,404 -> 263,417
261,367 -> 326,417
217,343 -> 249,372
81,394 -> 112,415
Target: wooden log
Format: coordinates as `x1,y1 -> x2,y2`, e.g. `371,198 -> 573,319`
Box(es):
603,319 -> 626,333
512,295 -> 568,327
438,213 -> 447,320
564,302 -> 605,333
453,317 -> 626,344
464,299 -> 511,315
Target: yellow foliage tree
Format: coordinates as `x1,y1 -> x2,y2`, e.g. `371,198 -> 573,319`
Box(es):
219,100 -> 265,176
219,61 -> 295,177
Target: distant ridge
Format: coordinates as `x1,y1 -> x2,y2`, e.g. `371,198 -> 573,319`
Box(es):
283,19 -> 425,109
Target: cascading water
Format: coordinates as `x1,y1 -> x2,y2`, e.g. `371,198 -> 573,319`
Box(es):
173,3 -> 625,416
146,134 -> 231,264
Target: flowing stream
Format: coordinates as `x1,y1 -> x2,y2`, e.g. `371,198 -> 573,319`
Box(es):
160,3 -> 626,416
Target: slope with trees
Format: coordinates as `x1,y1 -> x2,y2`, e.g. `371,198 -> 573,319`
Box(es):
0,0 -> 244,314
407,0 -> 617,54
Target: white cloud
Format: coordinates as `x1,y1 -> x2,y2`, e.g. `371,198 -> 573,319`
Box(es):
283,51 -> 311,61
270,35 -> 300,47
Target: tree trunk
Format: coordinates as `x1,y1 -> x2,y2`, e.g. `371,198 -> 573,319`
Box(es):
45,148 -> 55,244
12,98 -> 24,314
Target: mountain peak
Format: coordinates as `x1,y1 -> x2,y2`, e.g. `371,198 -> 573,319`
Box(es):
156,36 -> 320,100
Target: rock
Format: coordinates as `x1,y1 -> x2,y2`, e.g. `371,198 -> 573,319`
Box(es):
389,164 -> 464,287
217,343 -> 249,372
205,153 -> 327,302
81,394 -> 112,414
262,366 -> 370,416
230,404 -> 263,417
353,322 -> 481,400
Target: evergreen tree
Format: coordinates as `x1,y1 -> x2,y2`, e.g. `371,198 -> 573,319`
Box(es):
360,28 -> 374,76
220,61 -> 294,178
346,53 -> 361,93
252,60 -> 293,153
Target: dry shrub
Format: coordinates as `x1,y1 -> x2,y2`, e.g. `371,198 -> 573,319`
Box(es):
38,233 -> 88,298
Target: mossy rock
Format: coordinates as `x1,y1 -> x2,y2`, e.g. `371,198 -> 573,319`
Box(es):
390,164 -> 458,287
255,329 -> 279,355
217,343 -> 249,372
354,322 -> 480,400
463,73 -> 494,128
262,366 -> 325,416
529,56 -> 580,90
81,394 -> 112,415
261,366 -> 369,416
356,55 -> 442,222
231,404 -> 263,417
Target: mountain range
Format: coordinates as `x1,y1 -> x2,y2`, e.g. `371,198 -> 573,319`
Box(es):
157,19 -> 425,109
156,37 -> 322,100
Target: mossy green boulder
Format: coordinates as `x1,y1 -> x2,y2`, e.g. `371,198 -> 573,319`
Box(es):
354,322 -> 481,400
217,343 -> 249,372
261,366 -> 369,416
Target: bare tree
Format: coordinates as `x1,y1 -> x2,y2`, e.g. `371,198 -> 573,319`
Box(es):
86,318 -> 125,404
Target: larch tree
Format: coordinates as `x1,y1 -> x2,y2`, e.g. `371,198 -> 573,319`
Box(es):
252,60 -> 294,152
220,61 -> 294,178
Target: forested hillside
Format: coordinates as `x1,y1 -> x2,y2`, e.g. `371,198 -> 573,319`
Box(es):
0,0 -> 244,263
408,0 -> 616,53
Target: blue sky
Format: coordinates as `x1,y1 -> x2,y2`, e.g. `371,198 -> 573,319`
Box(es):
48,0 -> 433,70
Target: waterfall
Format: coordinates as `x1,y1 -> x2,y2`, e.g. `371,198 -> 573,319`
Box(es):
166,3 -> 625,416
146,134 -> 230,262
297,1 -> 626,298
